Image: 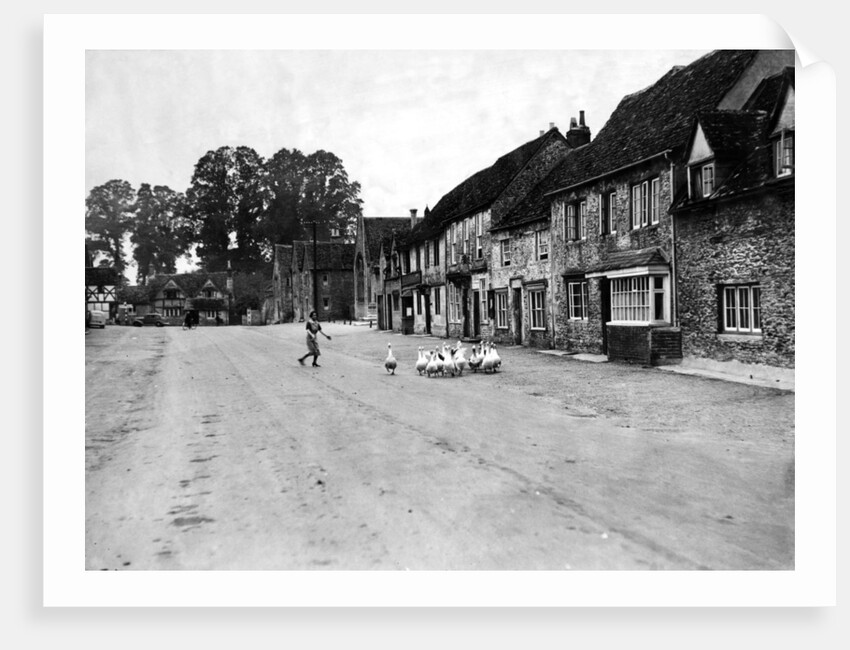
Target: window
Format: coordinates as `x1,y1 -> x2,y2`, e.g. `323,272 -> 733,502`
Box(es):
416,247 -> 421,271
449,284 -> 462,323
632,179 -> 660,228
495,291 -> 509,328
462,220 -> 469,256
651,178 -> 661,224
433,238 -> 440,265
425,242 -> 431,268
774,132 -> 794,177
476,214 -> 483,259
434,287 -> 441,315
164,289 -> 179,300
417,291 -> 422,316
164,307 -> 181,317
323,297 -> 330,310
536,229 -> 549,260
500,239 -> 511,266
601,191 -> 616,235
568,281 -> 589,320
610,275 -> 667,323
322,274 -> 329,286
722,284 -> 762,333
529,287 -> 546,330
566,204 -> 577,241
579,201 -> 587,239
205,310 -> 216,319
701,163 -> 715,197
203,289 -> 214,298
451,223 -> 457,263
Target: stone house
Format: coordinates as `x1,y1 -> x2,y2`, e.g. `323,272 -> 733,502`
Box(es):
671,66 -> 795,369
290,240 -> 356,322
395,126 -> 572,340
352,215 -> 411,323
501,49 -> 794,364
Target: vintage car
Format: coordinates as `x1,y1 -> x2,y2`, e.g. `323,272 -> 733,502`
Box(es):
132,313 -> 167,327
88,310 -> 107,328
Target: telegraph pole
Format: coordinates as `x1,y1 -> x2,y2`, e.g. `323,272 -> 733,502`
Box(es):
312,221 -> 319,320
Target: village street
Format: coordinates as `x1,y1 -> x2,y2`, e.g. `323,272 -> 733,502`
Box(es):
85,321 -> 794,571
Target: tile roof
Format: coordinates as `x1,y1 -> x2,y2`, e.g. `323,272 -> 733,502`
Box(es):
402,128 -> 566,243
585,247 -> 670,274
148,271 -> 230,297
293,240 -> 356,271
498,50 -> 761,230
85,266 -> 121,286
696,110 -> 768,158
742,67 -> 794,124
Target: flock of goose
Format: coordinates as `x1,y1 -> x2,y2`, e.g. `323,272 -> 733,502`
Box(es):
383,340 -> 502,377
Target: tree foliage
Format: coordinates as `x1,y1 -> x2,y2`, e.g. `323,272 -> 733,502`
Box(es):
186,146 -> 272,274
130,184 -> 193,285
85,179 -> 136,277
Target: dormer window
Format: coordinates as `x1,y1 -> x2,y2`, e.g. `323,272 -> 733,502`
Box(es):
774,131 -> 794,177
701,163 -> 715,197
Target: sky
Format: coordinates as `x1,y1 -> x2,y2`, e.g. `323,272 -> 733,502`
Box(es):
86,49 -> 712,274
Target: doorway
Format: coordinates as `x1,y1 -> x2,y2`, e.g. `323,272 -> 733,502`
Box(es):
512,288 -> 523,345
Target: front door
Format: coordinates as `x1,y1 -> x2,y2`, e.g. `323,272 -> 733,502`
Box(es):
424,290 -> 432,334
600,278 -> 610,354
472,290 -> 480,337
386,294 -> 393,330
462,286 -> 470,339
512,288 -> 523,345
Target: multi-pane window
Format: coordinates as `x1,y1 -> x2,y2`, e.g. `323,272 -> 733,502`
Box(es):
632,179 -> 660,228
774,133 -> 794,176
449,284 -> 462,322
529,288 -> 546,330
476,214 -> 483,258
536,229 -> 549,260
566,204 -> 577,241
462,220 -> 469,256
495,291 -> 509,328
651,178 -> 661,224
451,223 -> 457,263
567,281 -> 589,320
701,164 -> 715,197
601,191 -> 616,235
164,307 -> 181,317
433,238 -> 440,265
165,289 -> 179,300
500,239 -> 511,266
722,284 -> 762,333
610,275 -> 667,322
425,242 -> 431,268
579,201 -> 587,239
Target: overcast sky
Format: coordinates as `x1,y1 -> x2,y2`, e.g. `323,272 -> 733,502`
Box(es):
86,49 -> 711,275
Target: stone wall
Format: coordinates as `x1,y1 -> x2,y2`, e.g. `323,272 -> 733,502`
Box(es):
674,188 -> 795,368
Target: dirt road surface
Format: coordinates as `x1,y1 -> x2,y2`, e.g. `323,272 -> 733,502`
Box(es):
85,322 -> 794,571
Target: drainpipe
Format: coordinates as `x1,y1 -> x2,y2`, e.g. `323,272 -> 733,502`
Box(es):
666,152 -> 678,328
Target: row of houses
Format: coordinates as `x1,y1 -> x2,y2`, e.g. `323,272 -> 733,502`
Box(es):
348,49 -> 795,370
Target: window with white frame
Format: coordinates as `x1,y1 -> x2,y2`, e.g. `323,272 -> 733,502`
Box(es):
164,307 -> 181,317
500,238 -> 511,266
651,178 -> 661,224
774,132 -> 794,177
449,284 -> 462,323
566,204 -> 578,241
631,179 -> 659,228
610,275 -> 668,323
722,284 -> 762,333
701,163 -> 715,197
535,229 -> 549,260
579,201 -> 587,239
567,280 -> 589,320
528,287 -> 546,330
495,291 -> 509,328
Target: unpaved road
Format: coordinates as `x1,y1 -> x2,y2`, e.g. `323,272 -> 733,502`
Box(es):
85,322 -> 794,570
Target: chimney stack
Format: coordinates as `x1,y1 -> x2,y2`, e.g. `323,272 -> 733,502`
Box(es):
410,208 -> 419,229
549,122 -> 555,131
566,110 -> 591,148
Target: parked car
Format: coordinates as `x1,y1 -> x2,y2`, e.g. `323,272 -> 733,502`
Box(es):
88,310 -> 107,329
133,313 -> 167,327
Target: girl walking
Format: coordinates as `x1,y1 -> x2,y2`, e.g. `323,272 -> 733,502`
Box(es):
298,311 -> 332,367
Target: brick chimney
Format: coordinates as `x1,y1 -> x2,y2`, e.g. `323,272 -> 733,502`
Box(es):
566,110 -> 591,148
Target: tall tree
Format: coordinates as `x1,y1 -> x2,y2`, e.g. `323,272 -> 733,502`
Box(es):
130,183 -> 192,285
85,179 -> 136,277
263,148 -> 363,252
186,146 -> 272,273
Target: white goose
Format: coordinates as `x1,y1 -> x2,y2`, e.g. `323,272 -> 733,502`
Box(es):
384,343 -> 397,375
490,342 -> 502,372
454,343 -> 469,376
427,346 -> 441,378
443,342 -> 457,377
415,346 -> 429,375
481,341 -> 496,374
468,344 -> 482,373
